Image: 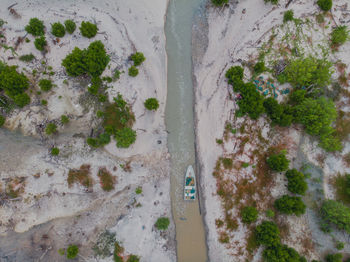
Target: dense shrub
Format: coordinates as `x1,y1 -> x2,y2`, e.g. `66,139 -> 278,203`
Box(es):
226,66 -> 244,90
155,217 -> 170,230
334,174 -> 350,204
264,0 -> 278,4
285,169 -> 308,195
274,195 -> 306,216
51,22 -> 65,37
61,115 -> 69,124
331,26 -> 349,47
115,127 -> 136,148
34,36 -> 47,51
263,243 -> 304,262
0,65 -> 29,97
19,54 -> 35,62
317,0 -> 332,11
80,21 -> 98,38
62,41 -> 109,77
325,253 -> 342,262
0,115 -> 5,127
253,62 -> 266,74
255,221 -> 280,246
127,255 -> 140,262
144,98 -> 159,111
45,123 -> 57,135
335,241 -> 344,250
66,245 -> 79,259
241,206 -> 258,224
320,200 -> 350,233
283,10 -> 294,23
51,147 -> 59,156
263,98 -> 293,127
289,89 -> 306,105
237,83 -> 265,119
39,79 -> 53,91
131,52 -> 146,66
211,0 -> 228,6
14,93 -> 30,107
283,57 -> 332,88
266,152 -> 289,172
128,66 -> 139,77
25,18 -> 45,36
64,20 -> 76,34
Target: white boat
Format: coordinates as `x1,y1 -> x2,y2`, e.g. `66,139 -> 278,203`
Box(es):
184,165 -> 196,200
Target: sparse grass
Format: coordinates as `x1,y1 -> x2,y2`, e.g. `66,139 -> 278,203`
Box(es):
215,219 -> 224,228
135,186 -> 142,194
67,164 -> 93,188
98,167 -> 116,192
19,54 -> 35,62
222,158 -> 233,169
343,153 -> 350,168
335,110 -> 350,141
218,232 -> 230,243
246,230 -> 258,254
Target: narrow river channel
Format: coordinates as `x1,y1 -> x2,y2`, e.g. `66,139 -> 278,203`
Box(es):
165,0 -> 207,261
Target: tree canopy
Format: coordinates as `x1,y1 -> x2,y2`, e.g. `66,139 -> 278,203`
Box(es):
0,65 -> 29,98
266,152 -> 289,172
255,221 -> 280,246
274,195 -> 306,216
285,169 -> 308,195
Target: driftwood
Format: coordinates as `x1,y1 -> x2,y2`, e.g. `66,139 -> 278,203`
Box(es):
285,0 -> 294,8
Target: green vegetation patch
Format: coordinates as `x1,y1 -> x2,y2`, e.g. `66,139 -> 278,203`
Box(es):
155,217 -> 170,230
241,206 -> 258,224
255,221 -> 280,246
34,36 -> 47,51
67,164 -> 93,188
320,200 -> 350,233
80,21 -> 98,38
39,79 -> 53,91
285,169 -> 308,195
25,18 -> 45,36
51,22 -> 65,37
274,195 -> 306,216
66,245 -> 79,259
331,26 -> 349,48
51,147 -> 59,156
144,98 -> 159,111
333,174 -> 350,205
45,123 -> 57,135
131,52 -> 146,66
128,66 -> 139,77
64,20 -> 76,34
98,167 -> 116,192
266,151 -> 289,172
317,0 -> 332,11
19,54 -> 35,62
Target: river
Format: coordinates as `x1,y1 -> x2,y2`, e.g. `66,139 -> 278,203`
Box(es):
165,0 -> 208,261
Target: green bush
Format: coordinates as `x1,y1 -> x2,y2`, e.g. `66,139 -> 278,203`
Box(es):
0,65 -> 29,97
285,169 -> 308,195
320,200 -> 350,233
62,41 -> 110,77
113,70 -> 121,81
317,0 -> 332,11
225,66 -> 244,89
222,158 -> 233,169
64,20 -> 76,34
253,62 -> 266,74
45,123 -> 57,135
51,147 -> 59,156
289,90 -> 306,105
39,79 -> 53,91
0,115 -> 5,127
264,0 -> 278,4
66,245 -> 79,259
284,57 -> 332,88
61,115 -> 69,124
87,137 -> 99,148
237,83 -> 265,119
265,209 -> 275,218
19,54 -> 35,62
144,98 -> 159,111
263,243 -> 304,262
334,174 -> 350,204
331,26 -> 349,47
335,241 -> 344,250
283,10 -> 294,23
80,21 -> 98,38
128,66 -> 139,77
127,255 -> 140,262
115,127 -> 136,148
41,99 -> 48,106
211,0 -> 228,6
34,36 -> 47,51
131,52 -> 146,66
325,253 -> 342,262
263,98 -> 293,127
51,22 -> 65,37
14,93 -> 30,107
274,195 -> 306,216
266,152 -> 289,172
241,206 -> 258,224
255,221 -> 280,246
25,18 -> 45,36
135,187 -> 142,194
155,217 -> 170,230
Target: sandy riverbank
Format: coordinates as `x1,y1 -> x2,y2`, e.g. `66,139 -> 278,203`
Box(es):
0,0 -> 175,261
193,0 -> 350,261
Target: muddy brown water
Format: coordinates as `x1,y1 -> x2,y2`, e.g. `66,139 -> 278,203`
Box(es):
165,0 -> 208,261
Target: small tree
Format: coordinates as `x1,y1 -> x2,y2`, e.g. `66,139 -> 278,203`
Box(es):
283,10 -> 294,23
285,169 -> 308,195
51,22 -> 65,37
155,217 -> 170,230
274,195 -> 306,216
225,66 -> 244,89
39,79 -> 53,91
45,123 -> 57,135
84,41 -> 110,77
80,21 -> 98,38
51,147 -> 59,156
144,98 -> 159,111
255,221 -> 280,246
0,115 -> 5,127
317,0 -> 332,11
211,0 -> 228,6
66,245 -> 79,259
34,36 -> 47,51
131,52 -> 146,66
25,18 -> 45,36
64,20 -> 76,34
266,152 -> 289,172
14,93 -> 30,107
241,206 -> 258,224
128,66 -> 139,77
115,127 -> 136,148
